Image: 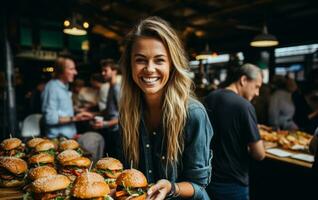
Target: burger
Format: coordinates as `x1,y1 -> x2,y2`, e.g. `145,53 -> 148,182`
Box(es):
24,174 -> 71,200
0,138 -> 26,158
95,157 -> 123,189
35,140 -> 57,156
28,166 -> 57,181
115,169 -> 148,200
72,172 -> 111,200
57,149 -> 81,163
24,165 -> 58,193
60,157 -> 91,182
28,153 -> 55,168
59,139 -> 84,155
0,157 -> 28,187
27,138 -> 45,149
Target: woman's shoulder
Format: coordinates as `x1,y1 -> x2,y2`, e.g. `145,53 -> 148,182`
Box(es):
188,98 -> 205,111
187,98 -> 209,119
185,98 -> 213,141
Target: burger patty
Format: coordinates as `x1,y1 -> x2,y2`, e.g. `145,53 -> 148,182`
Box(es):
33,189 -> 68,200
0,145 -> 25,157
95,169 -> 122,179
60,167 -> 87,177
0,168 -> 26,180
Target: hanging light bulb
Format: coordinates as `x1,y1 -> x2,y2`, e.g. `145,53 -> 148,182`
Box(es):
64,20 -> 70,27
83,22 -> 89,29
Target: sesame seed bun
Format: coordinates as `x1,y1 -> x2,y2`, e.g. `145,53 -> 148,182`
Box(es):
35,140 -> 56,152
72,172 -> 110,199
28,153 -> 55,164
27,138 -> 45,148
57,149 -> 81,163
116,169 -> 148,188
1,138 -> 22,150
28,166 -> 57,181
0,157 -> 27,175
32,175 -> 70,193
97,157 -> 123,171
76,172 -> 105,183
59,139 -> 79,151
62,157 -> 91,167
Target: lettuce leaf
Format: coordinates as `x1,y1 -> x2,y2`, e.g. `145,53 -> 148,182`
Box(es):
76,148 -> 84,155
104,195 -> 114,200
96,169 -> 114,175
23,192 -> 34,200
41,149 -> 56,156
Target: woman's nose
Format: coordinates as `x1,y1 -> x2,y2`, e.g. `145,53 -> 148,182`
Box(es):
144,62 -> 156,73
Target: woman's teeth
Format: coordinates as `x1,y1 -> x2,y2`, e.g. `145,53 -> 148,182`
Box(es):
142,77 -> 160,83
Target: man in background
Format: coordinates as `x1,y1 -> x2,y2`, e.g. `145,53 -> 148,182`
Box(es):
42,55 -> 92,138
205,63 -> 265,200
92,58 -> 120,156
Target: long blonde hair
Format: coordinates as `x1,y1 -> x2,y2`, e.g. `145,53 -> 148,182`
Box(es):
119,16 -> 194,167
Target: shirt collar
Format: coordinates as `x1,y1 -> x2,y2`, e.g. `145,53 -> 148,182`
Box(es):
56,79 -> 69,90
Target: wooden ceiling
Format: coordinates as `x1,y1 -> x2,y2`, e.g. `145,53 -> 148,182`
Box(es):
7,0 -> 318,54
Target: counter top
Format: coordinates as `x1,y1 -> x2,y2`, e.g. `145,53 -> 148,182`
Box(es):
265,148 -> 313,168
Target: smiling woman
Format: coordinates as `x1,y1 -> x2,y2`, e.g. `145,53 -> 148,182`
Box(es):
114,16 -> 213,200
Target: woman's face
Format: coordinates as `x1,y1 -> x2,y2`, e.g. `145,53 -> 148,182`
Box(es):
131,37 -> 171,100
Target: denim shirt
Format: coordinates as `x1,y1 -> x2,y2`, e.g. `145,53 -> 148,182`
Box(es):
115,99 -> 213,199
41,79 -> 76,138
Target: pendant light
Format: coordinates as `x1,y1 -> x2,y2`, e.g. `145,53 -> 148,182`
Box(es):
63,14 -> 89,36
250,24 -> 279,47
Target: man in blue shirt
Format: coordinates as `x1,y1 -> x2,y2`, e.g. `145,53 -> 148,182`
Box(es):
42,55 -> 93,138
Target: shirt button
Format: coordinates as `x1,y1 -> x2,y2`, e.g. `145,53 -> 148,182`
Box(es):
161,156 -> 165,160
146,144 -> 150,148
149,170 -> 152,173
153,132 -> 157,135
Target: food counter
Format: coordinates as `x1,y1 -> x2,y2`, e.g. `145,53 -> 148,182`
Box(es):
258,124 -> 314,168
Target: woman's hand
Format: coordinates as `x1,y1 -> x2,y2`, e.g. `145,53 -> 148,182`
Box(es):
147,179 -> 171,200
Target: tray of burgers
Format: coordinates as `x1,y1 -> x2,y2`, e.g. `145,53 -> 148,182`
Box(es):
0,137 -> 150,200
258,124 -> 313,152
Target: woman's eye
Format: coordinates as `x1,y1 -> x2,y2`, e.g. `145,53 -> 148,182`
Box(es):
155,59 -> 165,64
135,58 -> 146,63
